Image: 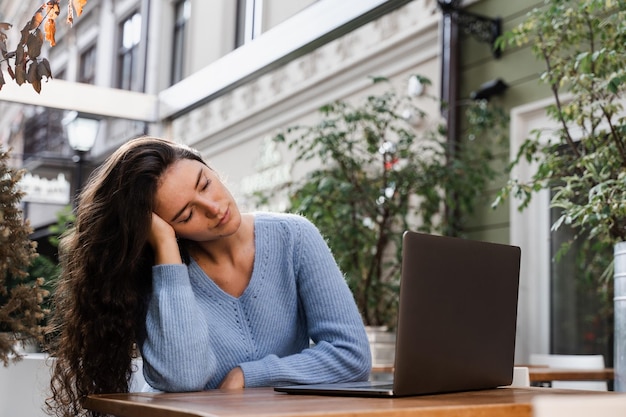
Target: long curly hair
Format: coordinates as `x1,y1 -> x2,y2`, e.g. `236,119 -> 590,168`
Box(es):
46,137 -> 205,417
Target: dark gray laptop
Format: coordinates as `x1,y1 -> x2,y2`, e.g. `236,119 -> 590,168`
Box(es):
274,231 -> 521,397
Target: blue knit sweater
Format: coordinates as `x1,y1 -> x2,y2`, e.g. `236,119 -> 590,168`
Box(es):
140,212 -> 371,391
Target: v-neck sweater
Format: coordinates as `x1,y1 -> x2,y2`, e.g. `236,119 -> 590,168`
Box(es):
140,212 -> 371,391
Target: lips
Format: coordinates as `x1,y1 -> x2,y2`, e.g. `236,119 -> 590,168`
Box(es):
216,207 -> 230,227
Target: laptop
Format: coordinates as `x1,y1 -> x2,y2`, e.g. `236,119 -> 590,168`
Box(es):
274,231 -> 521,397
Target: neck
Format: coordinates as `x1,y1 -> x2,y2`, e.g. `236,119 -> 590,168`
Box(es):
191,213 -> 253,265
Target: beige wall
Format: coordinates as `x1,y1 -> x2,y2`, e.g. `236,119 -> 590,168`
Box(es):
187,0 -> 237,74
263,0 -> 317,31
183,0 -> 317,80
173,0 -> 441,214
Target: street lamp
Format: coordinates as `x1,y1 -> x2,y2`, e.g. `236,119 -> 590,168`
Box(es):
63,111 -> 100,203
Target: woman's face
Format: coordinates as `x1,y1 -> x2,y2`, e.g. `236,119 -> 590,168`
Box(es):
153,158 -> 241,242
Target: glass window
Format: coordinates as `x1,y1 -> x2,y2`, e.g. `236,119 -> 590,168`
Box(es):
78,44 -> 97,84
235,0 -> 263,48
23,109 -> 66,157
171,0 -> 190,85
117,11 -> 142,91
549,145 -> 613,364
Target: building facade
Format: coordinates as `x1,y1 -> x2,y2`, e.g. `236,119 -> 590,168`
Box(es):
0,0 -> 609,365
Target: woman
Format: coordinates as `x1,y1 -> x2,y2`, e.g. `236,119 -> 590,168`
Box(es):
47,137 -> 371,416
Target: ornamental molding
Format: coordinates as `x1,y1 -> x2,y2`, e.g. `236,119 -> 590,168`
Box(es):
172,0 -> 439,152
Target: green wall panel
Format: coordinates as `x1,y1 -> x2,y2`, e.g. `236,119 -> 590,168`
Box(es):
455,0 -> 551,242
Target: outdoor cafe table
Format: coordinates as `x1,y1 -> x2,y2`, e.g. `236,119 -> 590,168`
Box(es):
527,367 -> 615,384
371,366 -> 616,384
84,386 -> 623,417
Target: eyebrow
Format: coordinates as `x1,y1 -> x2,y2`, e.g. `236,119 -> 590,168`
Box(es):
170,167 -> 203,222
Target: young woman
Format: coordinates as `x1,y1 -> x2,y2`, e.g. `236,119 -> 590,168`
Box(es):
47,136 -> 371,416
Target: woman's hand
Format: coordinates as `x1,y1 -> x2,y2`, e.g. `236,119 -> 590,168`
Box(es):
219,367 -> 245,389
149,212 -> 182,265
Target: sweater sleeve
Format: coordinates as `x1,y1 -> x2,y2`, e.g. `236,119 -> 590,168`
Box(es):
239,216 -> 372,386
140,264 -> 217,392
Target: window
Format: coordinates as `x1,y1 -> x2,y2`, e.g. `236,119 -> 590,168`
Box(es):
117,11 -> 142,91
78,44 -> 97,84
235,0 -> 263,48
510,101 -> 613,365
171,0 -> 190,85
549,146 -> 613,359
23,109 -> 66,158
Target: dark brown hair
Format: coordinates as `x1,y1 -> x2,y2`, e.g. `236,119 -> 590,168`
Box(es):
47,137 -> 205,417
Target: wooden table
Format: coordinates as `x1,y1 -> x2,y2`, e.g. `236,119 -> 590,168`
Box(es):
372,366 -> 615,384
528,367 -> 614,383
84,386 -> 622,417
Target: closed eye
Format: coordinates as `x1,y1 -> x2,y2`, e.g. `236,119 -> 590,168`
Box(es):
180,211 -> 193,223
179,177 -> 210,223
201,177 -> 211,191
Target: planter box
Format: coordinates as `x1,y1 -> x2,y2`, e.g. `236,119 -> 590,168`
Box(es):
0,353 -> 51,417
0,354 -> 148,416
366,326 -> 396,368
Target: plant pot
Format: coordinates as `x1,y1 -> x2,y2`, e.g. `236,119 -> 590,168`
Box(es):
366,326 -> 396,369
10,333 -> 42,355
615,241 -> 626,392
1,332 -> 41,356
14,336 -> 41,354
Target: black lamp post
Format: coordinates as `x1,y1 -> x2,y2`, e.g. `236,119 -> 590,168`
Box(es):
63,111 -> 100,204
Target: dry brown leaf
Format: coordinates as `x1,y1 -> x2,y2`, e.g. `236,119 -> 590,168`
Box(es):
44,19 -> 56,47
32,78 -> 42,94
15,63 -> 26,85
45,1 -> 61,18
73,0 -> 87,17
15,46 -> 24,66
38,58 -> 52,79
27,29 -> 44,59
19,25 -> 30,46
0,0 -> 85,93
26,6 -> 45,31
27,61 -> 42,93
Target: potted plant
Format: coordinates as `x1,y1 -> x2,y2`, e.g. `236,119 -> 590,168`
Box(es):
493,0 -> 626,390
0,147 -> 48,365
262,76 -> 506,365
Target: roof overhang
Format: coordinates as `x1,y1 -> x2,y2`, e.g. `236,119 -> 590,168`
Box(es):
0,0 -> 412,123
0,76 -> 158,122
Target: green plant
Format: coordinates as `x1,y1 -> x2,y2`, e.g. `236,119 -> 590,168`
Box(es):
493,0 -> 626,359
0,147 -> 48,365
494,0 -> 626,247
265,77 -> 507,328
47,204 -> 75,248
39,205 -> 74,348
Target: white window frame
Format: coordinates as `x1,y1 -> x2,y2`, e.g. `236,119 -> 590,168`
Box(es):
242,0 -> 264,44
509,97 -> 557,363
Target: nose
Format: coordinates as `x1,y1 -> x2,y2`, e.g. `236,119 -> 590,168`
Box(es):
197,197 -> 220,217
